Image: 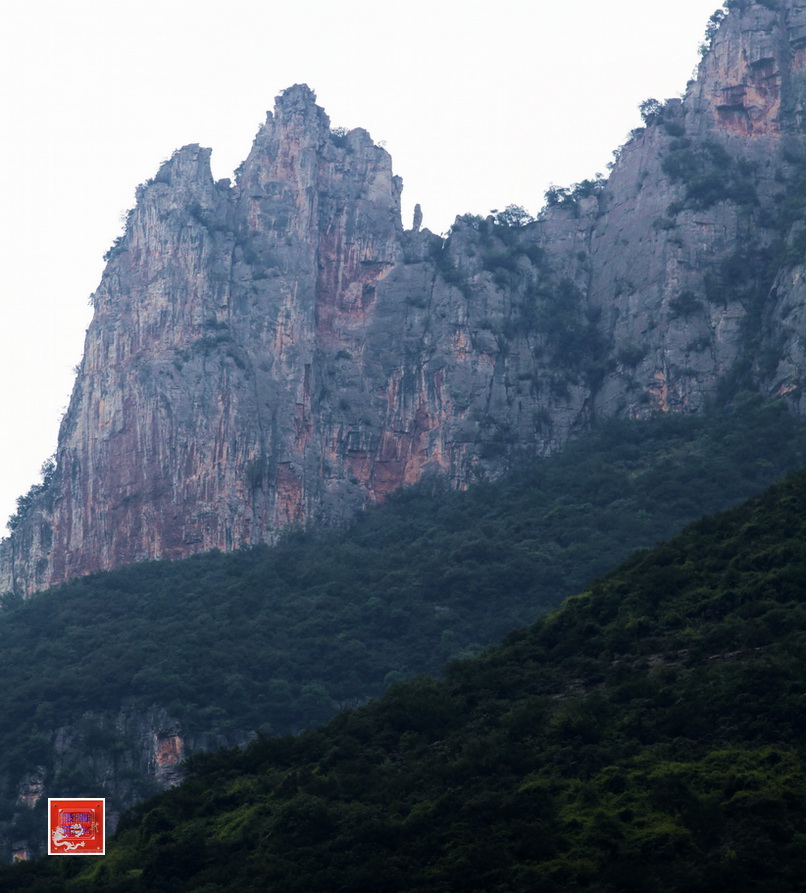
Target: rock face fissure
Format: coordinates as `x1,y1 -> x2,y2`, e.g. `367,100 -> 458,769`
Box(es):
6,3 -> 806,594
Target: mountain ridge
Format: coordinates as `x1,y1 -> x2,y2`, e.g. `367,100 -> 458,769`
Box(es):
6,1 -> 806,593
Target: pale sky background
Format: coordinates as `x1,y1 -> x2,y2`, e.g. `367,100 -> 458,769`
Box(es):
0,0 -> 722,534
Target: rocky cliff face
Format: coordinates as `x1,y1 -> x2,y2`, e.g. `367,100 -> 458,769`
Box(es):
0,707 -> 251,863
5,1 -> 806,595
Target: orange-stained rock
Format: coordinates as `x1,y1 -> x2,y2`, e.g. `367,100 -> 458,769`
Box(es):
7,3 -> 806,593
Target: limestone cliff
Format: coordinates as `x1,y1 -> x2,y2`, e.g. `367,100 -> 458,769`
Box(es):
5,1 -> 806,594
0,707 -> 251,863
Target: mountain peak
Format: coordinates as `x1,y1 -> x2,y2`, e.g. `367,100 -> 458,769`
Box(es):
266,82 -> 329,134
6,7 -> 806,594
276,82 -> 318,109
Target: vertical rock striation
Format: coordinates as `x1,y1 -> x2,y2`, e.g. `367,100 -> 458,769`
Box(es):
6,2 -> 806,594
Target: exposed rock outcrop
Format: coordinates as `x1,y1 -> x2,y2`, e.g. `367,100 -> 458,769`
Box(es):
5,2 -> 806,594
0,706 -> 251,863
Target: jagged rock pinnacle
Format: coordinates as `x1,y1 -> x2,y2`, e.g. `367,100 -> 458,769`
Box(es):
5,2 -> 806,594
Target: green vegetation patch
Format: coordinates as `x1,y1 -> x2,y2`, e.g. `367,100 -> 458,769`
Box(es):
662,139 -> 757,210
11,454 -> 806,890
0,397 -> 805,867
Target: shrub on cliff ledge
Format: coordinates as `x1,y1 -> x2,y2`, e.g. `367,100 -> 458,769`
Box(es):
490,204 -> 534,228
699,8 -> 726,55
544,177 -> 606,214
669,290 -> 704,320
662,140 -> 757,210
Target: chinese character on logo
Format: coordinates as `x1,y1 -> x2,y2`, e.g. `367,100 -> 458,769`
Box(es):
48,799 -> 105,855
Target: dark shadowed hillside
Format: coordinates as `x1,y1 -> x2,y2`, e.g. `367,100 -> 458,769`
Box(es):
6,425 -> 806,890
0,397 -> 805,865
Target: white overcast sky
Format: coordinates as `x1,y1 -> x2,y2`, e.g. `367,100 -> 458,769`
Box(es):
0,0 -> 721,534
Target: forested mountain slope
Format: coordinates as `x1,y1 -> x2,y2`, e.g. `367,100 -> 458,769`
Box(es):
0,398 -> 804,863
7,422 -> 806,890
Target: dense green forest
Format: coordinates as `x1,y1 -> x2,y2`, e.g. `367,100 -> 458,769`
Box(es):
1,400 -> 805,795
1,396 -> 805,864
6,423 -> 806,890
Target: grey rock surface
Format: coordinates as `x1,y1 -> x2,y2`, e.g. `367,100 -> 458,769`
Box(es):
5,3 -> 806,594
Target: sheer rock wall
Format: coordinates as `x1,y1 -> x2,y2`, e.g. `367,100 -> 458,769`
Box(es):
5,3 -> 806,594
